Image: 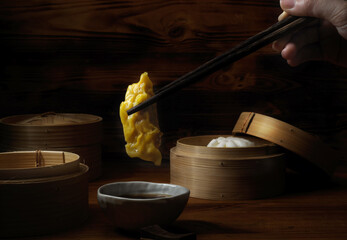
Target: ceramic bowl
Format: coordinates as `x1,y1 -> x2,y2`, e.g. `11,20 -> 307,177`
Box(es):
97,181 -> 190,230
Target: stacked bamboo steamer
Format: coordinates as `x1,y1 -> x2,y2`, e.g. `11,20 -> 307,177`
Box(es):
170,112 -> 340,201
0,112 -> 103,180
0,150 -> 89,238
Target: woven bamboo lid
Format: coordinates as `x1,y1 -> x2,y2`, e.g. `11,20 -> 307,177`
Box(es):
232,112 -> 340,177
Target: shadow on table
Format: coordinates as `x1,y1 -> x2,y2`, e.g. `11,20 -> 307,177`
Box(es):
171,219 -> 254,235
114,220 -> 252,239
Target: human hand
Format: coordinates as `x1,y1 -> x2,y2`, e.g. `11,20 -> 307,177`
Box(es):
272,0 -> 347,67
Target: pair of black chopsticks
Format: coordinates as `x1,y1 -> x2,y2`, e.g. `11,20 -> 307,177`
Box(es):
127,16 -> 315,115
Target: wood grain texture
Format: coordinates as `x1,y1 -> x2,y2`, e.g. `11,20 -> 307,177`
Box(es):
0,0 -> 346,161
9,159 -> 347,240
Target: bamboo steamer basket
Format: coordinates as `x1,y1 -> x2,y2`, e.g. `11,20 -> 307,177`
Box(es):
170,135 -> 286,200
0,112 -> 102,180
0,161 -> 89,238
0,150 -> 80,179
232,112 -> 340,177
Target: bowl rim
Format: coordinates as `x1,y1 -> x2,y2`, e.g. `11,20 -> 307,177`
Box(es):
97,181 -> 190,202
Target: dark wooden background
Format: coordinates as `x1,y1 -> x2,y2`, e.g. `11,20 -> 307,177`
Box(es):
0,0 -> 346,162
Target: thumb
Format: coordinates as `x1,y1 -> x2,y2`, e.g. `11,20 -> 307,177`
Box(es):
280,0 -> 347,39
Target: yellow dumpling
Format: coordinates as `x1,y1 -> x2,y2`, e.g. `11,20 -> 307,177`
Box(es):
119,72 -> 162,165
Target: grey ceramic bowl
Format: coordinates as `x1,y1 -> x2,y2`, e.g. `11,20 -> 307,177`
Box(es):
97,181 -> 190,230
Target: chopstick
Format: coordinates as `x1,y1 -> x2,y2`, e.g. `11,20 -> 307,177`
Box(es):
127,15 -> 316,115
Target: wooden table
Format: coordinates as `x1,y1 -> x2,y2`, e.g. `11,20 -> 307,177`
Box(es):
20,158 -> 347,240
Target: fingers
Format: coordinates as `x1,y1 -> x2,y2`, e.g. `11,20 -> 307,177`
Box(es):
273,24 -> 322,66
276,29 -> 321,67
273,10 -> 322,53
279,22 -> 342,66
281,42 -> 297,62
274,0 -> 347,67
280,0 -> 347,39
284,42 -> 324,66
287,24 -> 321,50
273,23 -> 320,53
284,37 -> 347,67
272,36 -> 290,52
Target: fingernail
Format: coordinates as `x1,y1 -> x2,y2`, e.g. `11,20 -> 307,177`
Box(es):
280,0 -> 295,9
278,11 -> 289,21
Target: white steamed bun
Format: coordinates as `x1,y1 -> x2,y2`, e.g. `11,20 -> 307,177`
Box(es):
207,136 -> 255,148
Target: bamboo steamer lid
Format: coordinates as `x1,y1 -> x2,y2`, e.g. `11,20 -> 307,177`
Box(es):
0,150 -> 80,179
232,112 -> 340,177
0,112 -> 102,180
170,135 -> 286,200
0,163 -> 89,238
0,112 -> 102,148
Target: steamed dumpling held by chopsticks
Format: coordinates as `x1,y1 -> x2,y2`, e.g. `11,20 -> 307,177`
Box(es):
119,72 -> 163,166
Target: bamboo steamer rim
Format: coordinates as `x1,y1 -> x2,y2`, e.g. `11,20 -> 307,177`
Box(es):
175,135 -> 281,159
177,135 -> 275,147
0,150 -> 81,180
0,163 -> 89,184
0,112 -> 102,126
232,112 -> 340,176
171,146 -> 286,163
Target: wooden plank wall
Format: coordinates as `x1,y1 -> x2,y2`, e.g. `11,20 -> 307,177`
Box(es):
0,0 -> 346,162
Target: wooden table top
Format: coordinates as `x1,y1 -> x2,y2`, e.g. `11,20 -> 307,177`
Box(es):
21,158 -> 347,240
